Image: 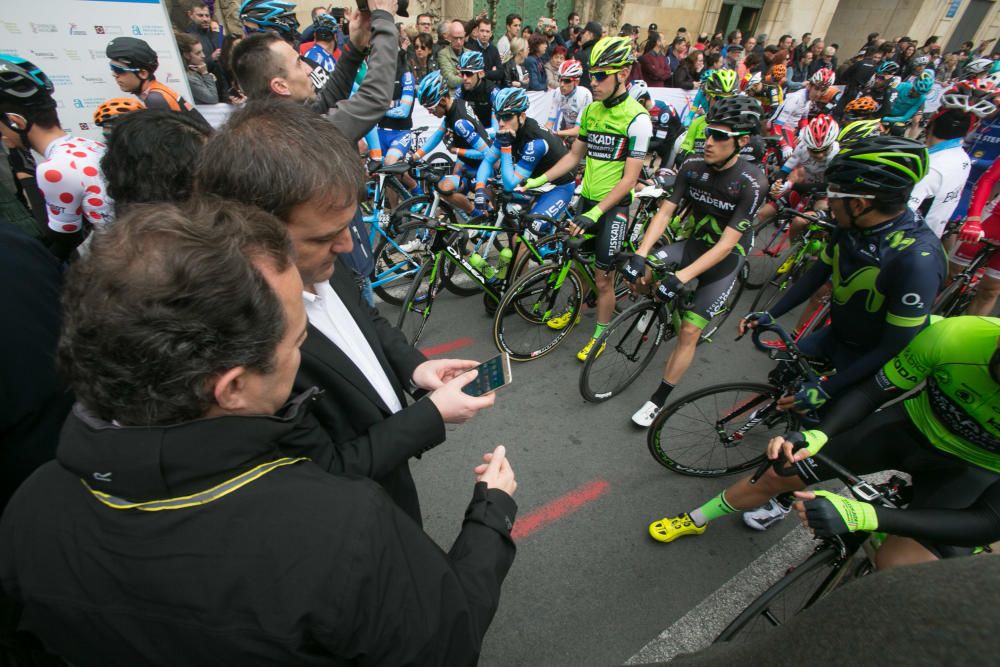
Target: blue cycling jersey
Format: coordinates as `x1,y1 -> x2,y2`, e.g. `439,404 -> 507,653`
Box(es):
883,82 -> 927,123
304,44 -> 336,73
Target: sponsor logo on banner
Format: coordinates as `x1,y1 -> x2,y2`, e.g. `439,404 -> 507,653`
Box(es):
64,49 -> 81,60
165,73 -> 181,84
72,97 -> 106,109
4,23 -> 22,34
69,23 -> 88,35
48,75 -> 72,86
132,24 -> 167,37
81,75 -> 106,84
94,25 -> 123,36
78,122 -> 92,131
30,49 -> 58,60
30,23 -> 58,33
89,50 -> 106,60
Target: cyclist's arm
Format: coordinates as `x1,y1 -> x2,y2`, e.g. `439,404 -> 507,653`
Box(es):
384,72 -> 415,119
871,479 -> 1000,547
474,145 -> 500,191
821,249 -> 942,396
968,159 -> 1000,221
592,113 -> 652,215
364,125 -> 382,159
501,139 -> 545,190
452,119 -> 490,161
538,131 -> 587,183
413,119 -> 447,159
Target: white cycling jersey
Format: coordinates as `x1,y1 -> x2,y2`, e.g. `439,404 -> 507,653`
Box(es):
783,140 -> 840,185
548,86 -> 592,131
908,139 -> 972,237
772,88 -> 809,129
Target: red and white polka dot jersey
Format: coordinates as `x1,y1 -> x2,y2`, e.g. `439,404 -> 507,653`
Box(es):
37,135 -> 113,234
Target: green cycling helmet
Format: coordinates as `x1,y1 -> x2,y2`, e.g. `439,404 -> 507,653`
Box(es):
703,69 -> 738,98
589,36 -> 636,71
837,119 -> 882,145
826,135 -> 928,195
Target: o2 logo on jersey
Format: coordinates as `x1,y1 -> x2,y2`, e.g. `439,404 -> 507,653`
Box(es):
901,292 -> 925,309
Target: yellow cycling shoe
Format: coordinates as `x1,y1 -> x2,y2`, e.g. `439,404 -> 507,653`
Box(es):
546,309 -> 581,330
576,337 -> 606,362
648,513 -> 706,543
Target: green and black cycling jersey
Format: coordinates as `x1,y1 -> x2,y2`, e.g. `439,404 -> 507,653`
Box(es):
769,207 -> 947,395
667,156 -> 767,256
577,94 -> 652,202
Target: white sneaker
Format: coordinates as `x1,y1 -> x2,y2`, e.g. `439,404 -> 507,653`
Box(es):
398,238 -> 427,254
743,498 -> 792,531
631,400 -> 661,428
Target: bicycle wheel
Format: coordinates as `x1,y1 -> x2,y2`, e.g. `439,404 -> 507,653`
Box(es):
932,276 -> 973,317
647,382 -> 794,477
745,218 -> 793,289
372,222 -> 432,306
749,251 -> 805,314
397,258 -> 440,345
579,300 -> 672,402
493,263 -> 584,362
714,546 -> 844,643
698,263 -> 747,344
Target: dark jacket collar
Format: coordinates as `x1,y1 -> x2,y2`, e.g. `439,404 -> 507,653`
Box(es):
57,389 -> 323,502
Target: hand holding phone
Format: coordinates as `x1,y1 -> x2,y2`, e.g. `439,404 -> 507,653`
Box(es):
461,353 -> 512,397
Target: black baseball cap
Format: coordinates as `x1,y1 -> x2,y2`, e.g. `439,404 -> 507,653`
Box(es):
649,23 -> 658,31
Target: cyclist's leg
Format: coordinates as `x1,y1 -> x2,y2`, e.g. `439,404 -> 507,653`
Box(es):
436,163 -> 474,214
577,200 -> 629,359
517,182 -> 574,266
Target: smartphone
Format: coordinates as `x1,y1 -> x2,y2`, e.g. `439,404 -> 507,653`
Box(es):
356,0 -> 369,12
462,353 -> 513,397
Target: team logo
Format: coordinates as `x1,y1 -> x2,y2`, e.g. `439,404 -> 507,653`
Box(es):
30,22 -> 57,33
79,122 -> 91,131
68,23 -> 87,35
132,25 -> 143,35
29,49 -> 58,60
73,99 -> 84,109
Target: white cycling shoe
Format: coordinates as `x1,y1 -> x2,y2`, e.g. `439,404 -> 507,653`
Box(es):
631,400 -> 662,428
743,498 -> 792,531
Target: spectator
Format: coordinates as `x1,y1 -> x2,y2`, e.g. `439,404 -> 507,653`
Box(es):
936,52 -> 959,82
777,34 -> 793,52
538,16 -> 566,60
561,12 -> 580,44
415,12 -> 434,35
219,33 -> 245,102
865,31 -> 880,51
434,21 -> 449,57
809,37 -> 825,62
793,32 -> 812,63
722,29 -> 742,58
497,13 -> 521,62
752,34 -> 766,54
521,25 -> 533,40
466,15 -> 502,81
787,49 -> 813,91
837,47 -> 880,114
744,36 -> 757,54
502,37 -> 530,88
0,194 -> 518,664
666,35 -> 687,73
639,32 -> 671,87
408,32 -> 437,81
704,51 -> 723,71
185,0 -> 223,69
106,36 -> 206,123
523,34 -> 548,91
723,42 -> 747,80
744,52 -> 764,76
671,49 -> 704,90
810,45 -> 836,75
695,32 -> 709,50
101,110 -> 212,214
546,44 -> 567,88
175,32 -> 220,104
576,21 -> 602,88
438,19 -> 466,88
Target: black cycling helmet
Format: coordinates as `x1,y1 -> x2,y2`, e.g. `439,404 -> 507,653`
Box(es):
707,95 -> 763,134
312,13 -> 338,40
240,0 -> 300,35
826,135 -> 928,195
0,55 -> 56,111
105,37 -> 159,72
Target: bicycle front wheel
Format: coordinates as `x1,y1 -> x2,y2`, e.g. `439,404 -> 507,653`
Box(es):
493,263 -> 584,362
647,382 -> 793,477
745,219 -> 793,289
397,259 -> 439,345
579,300 -> 671,403
714,546 -> 843,643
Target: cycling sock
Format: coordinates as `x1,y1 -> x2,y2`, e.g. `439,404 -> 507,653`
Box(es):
593,322 -> 608,339
651,381 -> 675,407
689,492 -> 737,527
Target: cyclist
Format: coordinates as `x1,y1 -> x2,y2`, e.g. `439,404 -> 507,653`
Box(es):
625,96 -> 768,427
627,81 -> 683,171
519,36 -> 652,361
92,97 -> 145,140
475,87 -> 574,243
366,40 -> 416,167
456,51 -> 497,131
545,59 -> 592,142
756,114 -> 839,232
682,68 -> 716,127
962,57 -> 994,82
883,70 -> 934,137
744,64 -> 785,120
771,68 -> 836,160
240,0 -> 300,41
838,95 -> 882,141
656,136 -> 946,534
669,316 -> 1000,568
303,13 -> 338,73
862,61 -> 900,119
414,70 -> 492,215
0,55 -> 112,259
674,69 -> 738,167
105,37 -> 206,123
907,96 -> 975,238
949,81 -> 1000,226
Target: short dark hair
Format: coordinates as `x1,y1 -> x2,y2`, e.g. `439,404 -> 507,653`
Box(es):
779,34 -> 792,42
231,32 -> 286,100
101,110 -> 212,213
417,12 -> 432,23
476,16 -> 491,30
174,31 -> 198,62
727,30 -> 740,42
59,197 -> 293,425
567,12 -> 579,21
528,32 -> 548,54
195,98 -> 364,219
187,0 -> 208,10
414,32 -> 433,50
930,109 -> 973,141
505,13 -> 521,27
0,106 -> 61,130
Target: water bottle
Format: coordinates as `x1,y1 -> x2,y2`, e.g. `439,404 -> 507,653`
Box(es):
468,253 -> 497,282
495,248 -> 513,279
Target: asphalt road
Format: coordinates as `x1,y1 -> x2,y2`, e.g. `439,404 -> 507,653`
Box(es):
380,282 -> 812,666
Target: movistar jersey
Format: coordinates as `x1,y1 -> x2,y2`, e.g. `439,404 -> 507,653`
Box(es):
881,316 -> 1000,472
819,208 -> 946,347
577,95 -> 652,201
668,156 -> 767,255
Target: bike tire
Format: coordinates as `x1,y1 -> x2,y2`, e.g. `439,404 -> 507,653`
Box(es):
579,300 -> 671,403
714,546 -> 843,643
647,382 -> 793,477
745,218 -> 793,290
493,263 -> 584,362
749,258 -> 795,314
932,277 -> 973,317
372,223 -> 431,306
396,258 -> 439,346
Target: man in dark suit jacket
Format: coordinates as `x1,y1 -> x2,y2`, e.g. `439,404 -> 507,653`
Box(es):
196,98 -> 496,524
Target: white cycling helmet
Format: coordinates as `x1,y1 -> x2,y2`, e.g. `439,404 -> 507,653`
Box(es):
940,82 -> 997,119
558,59 -> 584,79
743,71 -> 762,89
800,114 -> 840,151
628,79 -> 651,101
964,57 -> 993,77
911,55 -> 931,67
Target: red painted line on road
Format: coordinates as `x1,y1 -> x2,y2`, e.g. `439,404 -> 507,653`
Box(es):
420,336 -> 474,357
511,479 -> 610,541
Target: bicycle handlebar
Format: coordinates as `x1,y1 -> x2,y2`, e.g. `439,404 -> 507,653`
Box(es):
775,206 -> 836,231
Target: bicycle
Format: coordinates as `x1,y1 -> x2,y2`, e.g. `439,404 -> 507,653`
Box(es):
646,321 -> 826,477
745,201 -> 829,290
749,209 -> 835,314
933,237 -> 1000,317
393,187 -> 566,345
578,250 -> 747,403
714,451 -> 912,642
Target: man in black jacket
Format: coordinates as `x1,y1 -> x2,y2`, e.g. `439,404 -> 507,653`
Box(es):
577,21 -> 602,88
0,197 -> 518,665
466,15 -> 503,82
196,99 -> 496,525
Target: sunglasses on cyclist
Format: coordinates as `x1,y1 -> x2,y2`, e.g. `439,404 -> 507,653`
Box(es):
459,70 -> 480,77
590,70 -> 618,83
560,78 -> 576,84
808,146 -> 830,154
497,112 -> 519,121
704,127 -> 746,141
826,188 -> 876,200
109,62 -> 141,75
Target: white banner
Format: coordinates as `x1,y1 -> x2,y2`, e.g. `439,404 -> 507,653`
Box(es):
1,0 -> 192,141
